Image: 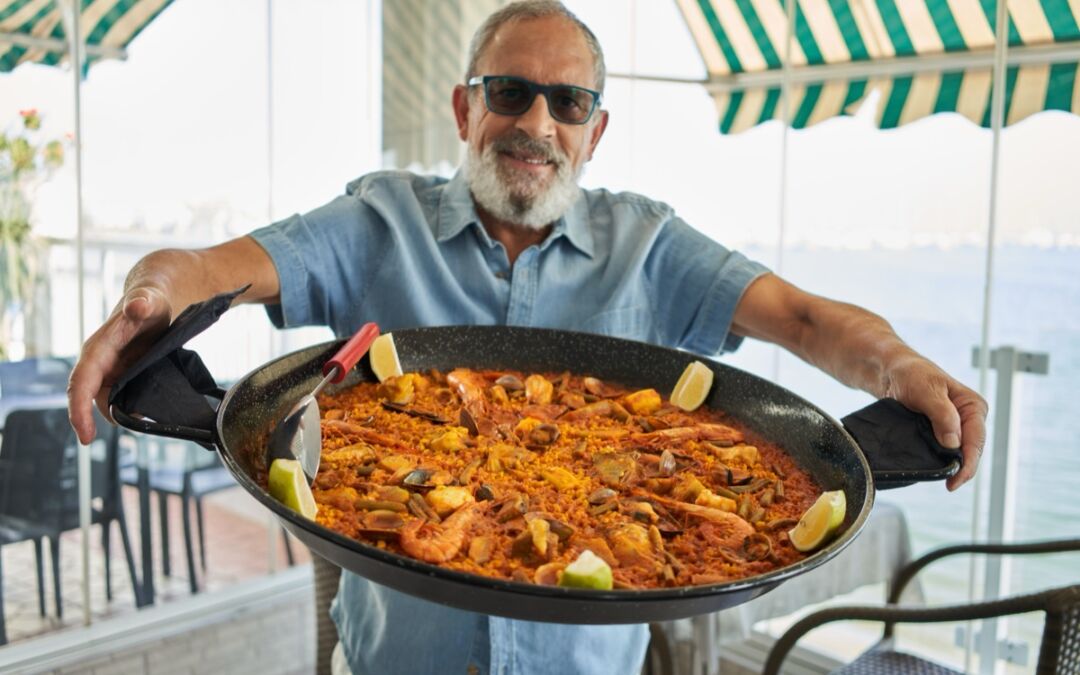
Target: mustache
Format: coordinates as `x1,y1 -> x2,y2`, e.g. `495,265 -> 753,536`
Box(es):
490,131 -> 564,166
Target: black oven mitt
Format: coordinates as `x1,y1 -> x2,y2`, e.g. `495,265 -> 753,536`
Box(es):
108,285 -> 249,443
841,398 -> 963,489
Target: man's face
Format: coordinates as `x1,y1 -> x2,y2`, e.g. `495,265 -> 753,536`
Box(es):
454,15 -> 608,228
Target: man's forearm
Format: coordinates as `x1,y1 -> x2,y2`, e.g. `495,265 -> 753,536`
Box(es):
791,297 -> 922,399
731,274 -> 927,398
122,237 -> 280,318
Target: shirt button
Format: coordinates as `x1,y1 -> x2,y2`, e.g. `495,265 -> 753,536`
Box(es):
493,270 -> 508,280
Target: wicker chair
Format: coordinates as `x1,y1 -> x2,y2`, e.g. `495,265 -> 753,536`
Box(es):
313,555 -> 343,675
763,538 -> 1080,675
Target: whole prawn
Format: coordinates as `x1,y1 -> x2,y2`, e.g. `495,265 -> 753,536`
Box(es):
400,502 -> 485,564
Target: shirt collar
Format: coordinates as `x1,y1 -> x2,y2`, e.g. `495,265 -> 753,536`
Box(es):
436,169 -> 595,259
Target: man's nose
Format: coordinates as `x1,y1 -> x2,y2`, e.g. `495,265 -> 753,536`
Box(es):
513,92 -> 557,138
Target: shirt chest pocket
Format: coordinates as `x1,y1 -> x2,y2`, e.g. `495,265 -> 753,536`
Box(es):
578,305 -> 656,342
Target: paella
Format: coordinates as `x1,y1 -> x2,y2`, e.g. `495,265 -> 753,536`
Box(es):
263,364 -> 828,590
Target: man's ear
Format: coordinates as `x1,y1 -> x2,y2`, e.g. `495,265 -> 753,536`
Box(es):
453,85 -> 470,141
585,109 -> 610,162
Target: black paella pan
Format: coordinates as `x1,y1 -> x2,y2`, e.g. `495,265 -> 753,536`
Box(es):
109,288 -> 959,624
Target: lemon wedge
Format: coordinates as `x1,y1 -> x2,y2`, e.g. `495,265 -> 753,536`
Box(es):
788,490 -> 846,553
369,332 -> 403,382
268,458 -> 318,519
558,550 -> 613,590
670,360 -> 714,412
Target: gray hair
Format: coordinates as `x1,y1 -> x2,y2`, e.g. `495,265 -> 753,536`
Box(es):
465,0 -> 606,94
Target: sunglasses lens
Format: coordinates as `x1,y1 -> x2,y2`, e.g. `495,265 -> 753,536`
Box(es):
481,77 -> 597,124
486,77 -> 534,115
548,86 -> 595,124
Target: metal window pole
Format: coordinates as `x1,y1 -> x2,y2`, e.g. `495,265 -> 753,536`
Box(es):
59,0 -> 91,630
769,0 -> 795,384
967,0 -> 1010,671
970,347 -> 1049,673
264,0 -> 280,575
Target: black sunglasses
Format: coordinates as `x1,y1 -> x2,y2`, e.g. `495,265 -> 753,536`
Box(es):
467,75 -> 602,125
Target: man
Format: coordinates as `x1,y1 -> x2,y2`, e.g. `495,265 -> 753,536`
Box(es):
68,2 -> 987,673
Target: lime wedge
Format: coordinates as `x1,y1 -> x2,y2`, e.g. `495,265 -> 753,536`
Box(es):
268,458 -> 318,519
558,550 -> 613,590
788,490 -> 846,553
369,333 -> 403,382
670,360 -> 714,412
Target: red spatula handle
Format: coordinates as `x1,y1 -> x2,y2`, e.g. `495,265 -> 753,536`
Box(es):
324,322 -> 380,383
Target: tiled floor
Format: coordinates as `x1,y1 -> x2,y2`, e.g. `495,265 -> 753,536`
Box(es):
1,484 -> 309,646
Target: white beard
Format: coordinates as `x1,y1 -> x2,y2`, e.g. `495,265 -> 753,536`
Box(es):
464,132 -> 583,230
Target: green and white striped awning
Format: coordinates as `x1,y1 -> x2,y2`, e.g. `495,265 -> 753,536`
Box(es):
676,0 -> 1080,132
0,0 -> 173,73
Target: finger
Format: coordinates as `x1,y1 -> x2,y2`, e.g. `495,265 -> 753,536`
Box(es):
68,347 -> 106,444
899,377 -> 962,451
68,288 -> 170,445
946,388 -> 988,491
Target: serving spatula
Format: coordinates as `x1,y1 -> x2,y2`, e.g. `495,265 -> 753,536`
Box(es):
267,322 -> 380,483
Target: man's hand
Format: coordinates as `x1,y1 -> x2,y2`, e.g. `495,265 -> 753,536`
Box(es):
732,274 -> 988,490
880,354 -> 988,490
66,237 -> 280,445
67,287 -> 173,444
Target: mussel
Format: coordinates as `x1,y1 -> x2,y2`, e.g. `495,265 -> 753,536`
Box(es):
402,468 -> 436,492
742,533 -> 774,562
495,374 -> 524,392
527,423 -> 560,447
587,487 -> 617,505
459,407 -> 480,436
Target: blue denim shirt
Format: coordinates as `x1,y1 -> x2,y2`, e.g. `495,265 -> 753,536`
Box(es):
251,170 -> 768,675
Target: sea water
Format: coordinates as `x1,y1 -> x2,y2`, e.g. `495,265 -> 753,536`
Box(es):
732,243 -> 1080,600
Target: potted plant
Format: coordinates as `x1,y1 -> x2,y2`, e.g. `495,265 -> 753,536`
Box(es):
0,109 -> 66,360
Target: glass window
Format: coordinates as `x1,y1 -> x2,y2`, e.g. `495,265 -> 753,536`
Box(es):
0,0 -> 375,651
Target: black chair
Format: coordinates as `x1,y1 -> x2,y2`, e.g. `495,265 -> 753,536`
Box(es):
0,356 -> 73,396
0,357 -> 73,434
121,442 -> 232,594
0,408 -> 140,643
120,441 -> 294,594
763,538 -> 1080,675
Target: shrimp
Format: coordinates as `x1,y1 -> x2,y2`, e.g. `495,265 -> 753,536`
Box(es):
629,423 -> 743,446
447,368 -> 490,424
400,502 -> 484,563
636,491 -> 755,546
323,419 -> 412,452
446,369 -> 486,407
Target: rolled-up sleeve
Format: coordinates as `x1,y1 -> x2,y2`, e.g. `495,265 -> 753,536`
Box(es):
250,194 -> 390,333
645,217 -> 770,356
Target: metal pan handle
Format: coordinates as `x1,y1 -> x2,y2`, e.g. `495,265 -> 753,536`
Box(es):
106,287 -> 248,451
841,398 -> 962,490
110,390 -> 223,449
108,348 -> 228,451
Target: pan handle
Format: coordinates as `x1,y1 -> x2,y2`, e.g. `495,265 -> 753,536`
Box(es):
110,391 -> 223,449
841,398 -> 962,490
106,287 -> 248,451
